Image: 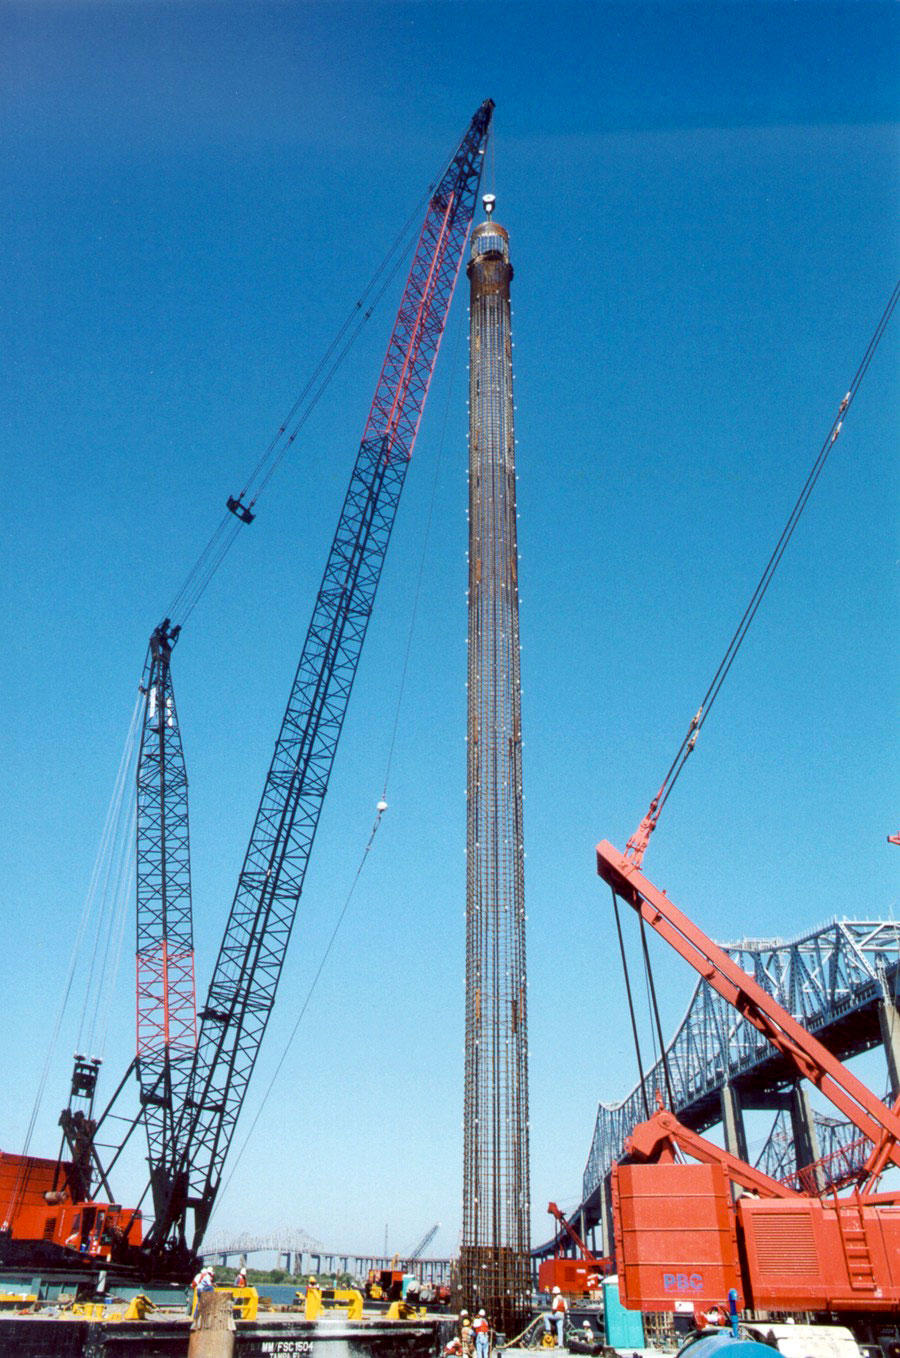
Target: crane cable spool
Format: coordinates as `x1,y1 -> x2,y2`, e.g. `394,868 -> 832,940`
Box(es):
625,278 -> 900,870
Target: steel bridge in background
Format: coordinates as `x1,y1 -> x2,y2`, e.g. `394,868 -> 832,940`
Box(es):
203,1230 -> 453,1285
536,918 -> 900,1261
206,922 -> 899,1274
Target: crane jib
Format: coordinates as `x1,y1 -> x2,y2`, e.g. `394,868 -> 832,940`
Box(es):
142,100 -> 493,1259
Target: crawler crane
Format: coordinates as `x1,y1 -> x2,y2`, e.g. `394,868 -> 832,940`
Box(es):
0,99 -> 493,1285
597,840 -> 900,1326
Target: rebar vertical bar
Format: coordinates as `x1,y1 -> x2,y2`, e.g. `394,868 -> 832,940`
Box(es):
461,205 -> 531,1337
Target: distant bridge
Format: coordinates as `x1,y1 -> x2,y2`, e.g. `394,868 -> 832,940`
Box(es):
203,1230 -> 453,1285
536,918 -> 900,1260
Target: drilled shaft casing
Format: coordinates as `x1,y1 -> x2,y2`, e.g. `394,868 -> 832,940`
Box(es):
461,216 -> 531,1333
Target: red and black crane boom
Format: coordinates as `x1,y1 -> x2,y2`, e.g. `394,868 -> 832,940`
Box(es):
134,619 -> 198,1226
138,98 -> 494,1266
0,101 -> 492,1283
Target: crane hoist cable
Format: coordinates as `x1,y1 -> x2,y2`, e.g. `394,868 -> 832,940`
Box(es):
625,278 -> 900,869
610,885 -> 652,1120
164,144 -> 481,629
210,794 -> 388,1220
6,693 -> 143,1223
379,293 -> 466,802
167,245 -> 418,624
210,293 -> 467,1226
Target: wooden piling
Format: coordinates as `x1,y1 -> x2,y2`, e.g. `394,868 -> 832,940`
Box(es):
188,1290 -> 235,1358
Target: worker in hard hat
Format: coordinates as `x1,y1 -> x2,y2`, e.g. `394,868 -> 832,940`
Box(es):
459,1308 -> 474,1355
543,1284 -> 567,1347
472,1307 -> 490,1357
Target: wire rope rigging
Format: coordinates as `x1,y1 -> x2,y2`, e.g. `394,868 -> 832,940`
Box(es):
6,101 -> 493,1286
133,98 -> 494,1269
208,288 -> 467,1231
624,279 -> 900,869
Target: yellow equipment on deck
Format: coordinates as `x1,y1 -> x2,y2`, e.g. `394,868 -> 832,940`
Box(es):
190,1286 -> 259,1322
303,1286 -> 363,1321
386,1299 -> 426,1320
66,1294 -> 155,1322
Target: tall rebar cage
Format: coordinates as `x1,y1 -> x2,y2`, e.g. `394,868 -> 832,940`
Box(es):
461,211 -> 531,1336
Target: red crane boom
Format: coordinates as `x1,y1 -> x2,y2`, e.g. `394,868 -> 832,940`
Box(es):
597,839 -> 900,1317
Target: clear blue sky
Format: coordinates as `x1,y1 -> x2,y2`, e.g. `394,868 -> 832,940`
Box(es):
2,1 -> 897,1261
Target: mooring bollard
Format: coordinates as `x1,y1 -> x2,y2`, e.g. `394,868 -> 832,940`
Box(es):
188,1290 -> 235,1358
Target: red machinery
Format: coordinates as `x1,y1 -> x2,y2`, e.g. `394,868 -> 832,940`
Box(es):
0,1151 -> 142,1266
597,839 -> 900,1319
538,1201 -> 612,1295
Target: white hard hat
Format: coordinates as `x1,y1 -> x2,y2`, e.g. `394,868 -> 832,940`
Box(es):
479,1308 -> 486,1316
552,1285 -> 561,1294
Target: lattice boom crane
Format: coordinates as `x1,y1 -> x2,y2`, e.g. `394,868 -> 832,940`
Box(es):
139,99 -> 494,1266
135,619 -> 198,1224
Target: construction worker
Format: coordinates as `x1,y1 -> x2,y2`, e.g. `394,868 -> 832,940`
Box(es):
234,1266 -> 247,1287
472,1307 -> 490,1357
543,1284 -> 567,1348
459,1308 -> 475,1355
197,1267 -> 215,1292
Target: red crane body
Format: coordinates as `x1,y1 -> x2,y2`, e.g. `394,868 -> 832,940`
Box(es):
597,840 -> 900,1318
538,1201 -> 612,1295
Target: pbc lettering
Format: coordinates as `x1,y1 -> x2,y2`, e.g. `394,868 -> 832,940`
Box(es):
662,1271 -> 704,1293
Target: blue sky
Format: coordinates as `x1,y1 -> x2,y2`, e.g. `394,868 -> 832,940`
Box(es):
2,1 -> 898,1261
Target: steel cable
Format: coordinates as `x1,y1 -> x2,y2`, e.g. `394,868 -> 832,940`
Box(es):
207,295 -> 467,1228
611,887 -> 652,1120
166,184 -> 439,627
634,279 -> 900,844
5,693 -> 142,1221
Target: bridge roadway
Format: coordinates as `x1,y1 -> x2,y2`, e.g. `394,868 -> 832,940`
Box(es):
203,1231 -> 453,1285
536,917 -> 900,1261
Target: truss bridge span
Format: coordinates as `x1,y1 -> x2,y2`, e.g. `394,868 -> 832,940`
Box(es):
203,1231 -> 452,1285
530,919 -> 900,1265
583,918 -> 900,1202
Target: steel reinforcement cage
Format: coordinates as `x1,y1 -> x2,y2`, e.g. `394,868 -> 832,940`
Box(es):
461,212 -> 531,1335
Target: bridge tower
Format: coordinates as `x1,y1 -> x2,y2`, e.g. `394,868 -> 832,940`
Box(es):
461,196 -> 531,1335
